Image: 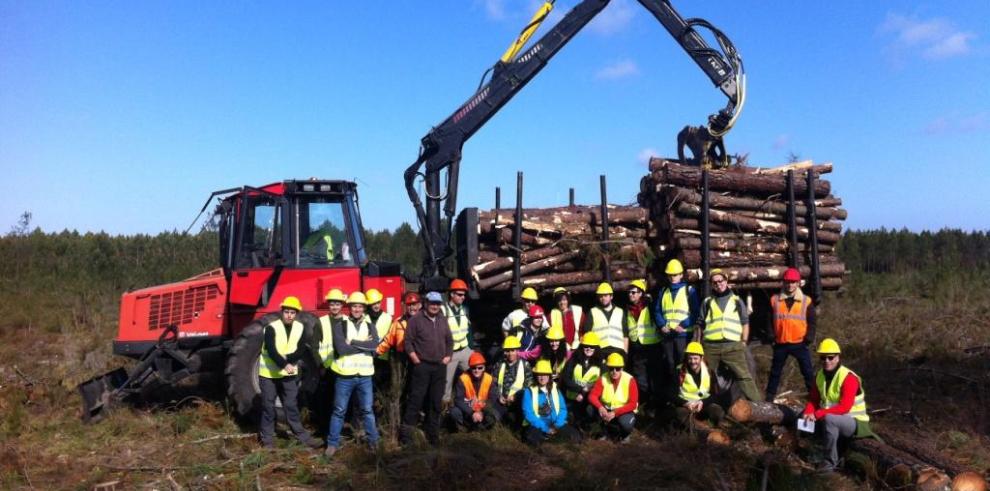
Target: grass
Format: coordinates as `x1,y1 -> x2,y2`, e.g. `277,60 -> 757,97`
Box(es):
1,269 -> 988,488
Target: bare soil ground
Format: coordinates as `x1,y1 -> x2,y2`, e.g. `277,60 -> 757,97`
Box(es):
2,274 -> 988,489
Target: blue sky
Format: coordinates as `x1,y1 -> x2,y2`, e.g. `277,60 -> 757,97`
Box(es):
1,1 -> 987,235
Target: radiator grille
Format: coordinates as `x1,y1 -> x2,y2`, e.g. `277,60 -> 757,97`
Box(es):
148,285 -> 220,330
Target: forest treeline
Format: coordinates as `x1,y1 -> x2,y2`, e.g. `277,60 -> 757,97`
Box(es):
1,225 -> 987,333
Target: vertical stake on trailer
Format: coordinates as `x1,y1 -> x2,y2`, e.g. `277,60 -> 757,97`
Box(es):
701,170 -> 711,299
495,187 -> 501,225
569,188 -> 575,208
786,170 -> 799,268
512,173 -> 523,299
600,175 -> 612,285
805,170 -> 823,304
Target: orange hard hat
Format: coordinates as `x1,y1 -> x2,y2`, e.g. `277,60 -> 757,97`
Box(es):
449,278 -> 469,291
404,292 -> 421,305
468,351 -> 486,367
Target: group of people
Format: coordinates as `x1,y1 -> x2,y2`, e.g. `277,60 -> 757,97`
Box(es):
257,260 -> 872,472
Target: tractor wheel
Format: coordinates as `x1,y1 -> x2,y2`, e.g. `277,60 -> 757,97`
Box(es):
225,312 -> 321,418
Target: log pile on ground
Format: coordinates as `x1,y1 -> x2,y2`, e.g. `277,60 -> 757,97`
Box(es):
637,158 -> 848,291
468,157 -> 848,294
472,205 -> 650,295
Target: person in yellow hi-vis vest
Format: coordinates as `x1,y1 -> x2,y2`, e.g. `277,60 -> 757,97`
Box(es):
671,342 -> 725,430
258,296 -> 322,449
443,278 -> 473,403
325,292 -> 381,457
802,338 -> 877,473
625,279 -> 661,409
366,288 -> 394,390
694,269 -> 761,402
654,259 -> 700,398
501,287 -> 543,338
588,353 -> 639,443
312,288 -> 347,433
581,283 -> 628,359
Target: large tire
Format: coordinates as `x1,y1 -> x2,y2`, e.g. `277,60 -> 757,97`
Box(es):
225,312 -> 321,418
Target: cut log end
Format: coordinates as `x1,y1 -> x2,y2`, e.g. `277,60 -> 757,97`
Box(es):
952,472 -> 988,491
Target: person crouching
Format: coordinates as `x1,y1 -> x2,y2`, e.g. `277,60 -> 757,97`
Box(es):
588,353 -> 639,443
672,342 -> 725,430
521,359 -> 582,446
450,352 -> 499,432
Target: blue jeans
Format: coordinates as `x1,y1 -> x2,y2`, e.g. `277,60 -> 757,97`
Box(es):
327,375 -> 379,448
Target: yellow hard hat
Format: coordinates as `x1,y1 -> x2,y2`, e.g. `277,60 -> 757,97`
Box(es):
533,359 -> 554,375
595,282 -> 614,295
502,336 -> 522,350
552,287 -> 569,296
817,338 -> 841,355
325,288 -> 347,303
710,268 -> 726,280
545,326 -> 565,341
346,291 -> 367,305
365,288 -> 383,305
520,287 -> 539,301
605,353 -> 625,368
280,296 -> 303,311
580,332 -> 601,348
685,341 -> 705,356
629,279 -> 648,292
665,259 -> 684,275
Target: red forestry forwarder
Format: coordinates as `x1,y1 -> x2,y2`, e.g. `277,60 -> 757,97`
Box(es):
78,0 -> 744,421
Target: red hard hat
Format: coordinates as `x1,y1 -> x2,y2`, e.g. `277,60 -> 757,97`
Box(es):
468,351 -> 486,367
449,278 -> 469,291
404,292 -> 421,305
783,268 -> 801,282
529,305 -> 544,318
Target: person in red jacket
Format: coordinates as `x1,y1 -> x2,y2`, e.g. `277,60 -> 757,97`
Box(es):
802,338 -> 875,472
588,353 -> 639,443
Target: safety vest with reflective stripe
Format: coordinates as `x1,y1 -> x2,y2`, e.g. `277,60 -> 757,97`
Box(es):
524,385 -> 563,427
600,371 -> 636,412
817,366 -> 869,422
372,311 -> 394,360
317,315 -> 339,368
303,232 -> 334,261
497,360 -> 527,396
703,294 -> 743,342
627,304 -> 659,345
566,362 -> 601,400
550,306 -> 583,349
590,306 -> 626,350
661,286 -> 693,332
330,317 -> 375,376
678,363 -> 712,402
459,372 -> 493,412
443,303 -> 470,351
508,308 -> 528,328
258,320 -> 303,379
771,294 -> 810,344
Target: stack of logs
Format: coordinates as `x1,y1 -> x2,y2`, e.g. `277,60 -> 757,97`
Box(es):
473,205 -> 650,295
638,158 -> 848,291
469,158 -> 848,295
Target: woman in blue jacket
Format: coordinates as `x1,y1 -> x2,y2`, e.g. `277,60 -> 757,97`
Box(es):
522,359 -> 582,446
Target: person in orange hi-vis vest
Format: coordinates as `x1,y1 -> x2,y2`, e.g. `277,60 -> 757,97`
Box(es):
450,352 -> 500,431
764,267 -> 816,402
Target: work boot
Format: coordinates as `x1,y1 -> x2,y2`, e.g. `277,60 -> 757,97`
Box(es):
324,446 -> 338,458
301,437 -> 324,449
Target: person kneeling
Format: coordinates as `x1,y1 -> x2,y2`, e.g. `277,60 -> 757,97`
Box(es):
450,352 -> 499,432
522,360 -> 582,446
673,342 -> 725,429
588,353 -> 638,443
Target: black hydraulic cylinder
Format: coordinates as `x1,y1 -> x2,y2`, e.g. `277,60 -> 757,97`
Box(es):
569,188 -> 575,207
512,172 -> 523,298
805,171 -> 822,303
600,175 -> 611,284
701,170 -> 711,299
495,187 -> 501,225
786,170 -> 799,268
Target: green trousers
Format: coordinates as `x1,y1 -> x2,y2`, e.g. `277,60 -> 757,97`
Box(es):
702,341 -> 761,401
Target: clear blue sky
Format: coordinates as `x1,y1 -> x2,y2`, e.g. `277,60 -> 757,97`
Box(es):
2,1 -> 988,235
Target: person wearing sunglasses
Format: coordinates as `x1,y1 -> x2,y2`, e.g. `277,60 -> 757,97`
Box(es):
442,278 -> 474,403
654,259 -> 700,400
694,269 -> 761,402
802,338 -> 875,473
588,353 -> 639,443
561,332 -> 604,430
765,268 -> 816,402
626,278 -> 661,411
501,287 -> 543,339
450,352 -> 499,432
